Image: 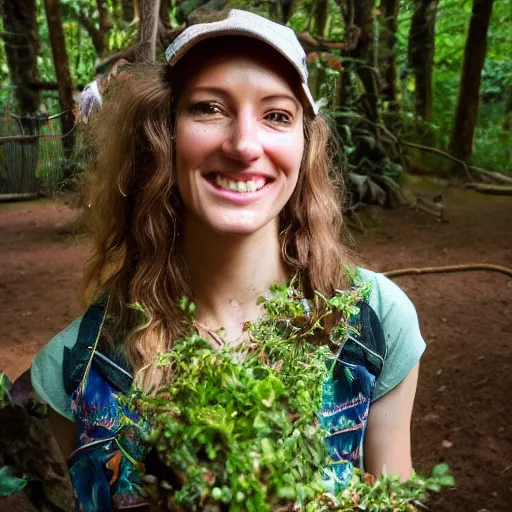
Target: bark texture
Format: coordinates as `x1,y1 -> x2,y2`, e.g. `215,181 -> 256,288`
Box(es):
380,0 -> 400,107
122,0 -> 135,22
407,0 -> 439,121
341,0 -> 378,121
315,0 -> 328,37
449,0 -> 494,163
43,0 -> 75,159
2,0 -> 40,119
159,0 -> 171,27
137,0 -> 161,61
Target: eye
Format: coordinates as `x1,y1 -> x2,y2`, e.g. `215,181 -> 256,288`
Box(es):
189,101 -> 223,116
265,111 -> 292,125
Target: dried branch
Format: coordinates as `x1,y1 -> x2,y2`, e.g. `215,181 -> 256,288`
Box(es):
464,183 -> 512,196
297,31 -> 349,52
469,168 -> 512,185
400,140 -> 473,181
384,264 -> 512,279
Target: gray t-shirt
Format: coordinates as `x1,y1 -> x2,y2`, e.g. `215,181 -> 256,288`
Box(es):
30,268 -> 426,421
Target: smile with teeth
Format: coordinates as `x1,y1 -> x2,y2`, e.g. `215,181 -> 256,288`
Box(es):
212,174 -> 269,193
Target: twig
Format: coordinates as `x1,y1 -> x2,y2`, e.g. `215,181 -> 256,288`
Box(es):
47,110 -> 71,120
384,264 -> 512,279
501,463 -> 512,474
5,110 -> 70,122
0,125 -> 76,144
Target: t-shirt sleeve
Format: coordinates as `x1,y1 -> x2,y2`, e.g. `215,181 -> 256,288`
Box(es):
356,268 -> 426,402
30,317 -> 82,422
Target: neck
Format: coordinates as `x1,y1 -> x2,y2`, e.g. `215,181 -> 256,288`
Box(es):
183,216 -> 289,342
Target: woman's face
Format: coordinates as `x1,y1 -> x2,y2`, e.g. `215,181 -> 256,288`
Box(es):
175,46 -> 305,236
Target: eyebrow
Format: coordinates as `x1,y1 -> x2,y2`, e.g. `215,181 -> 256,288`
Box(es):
187,86 -> 300,108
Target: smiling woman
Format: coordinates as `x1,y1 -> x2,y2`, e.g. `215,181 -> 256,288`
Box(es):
30,9 -> 425,511
174,38 -> 305,237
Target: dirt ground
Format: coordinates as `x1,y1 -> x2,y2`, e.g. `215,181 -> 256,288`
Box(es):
1,177 -> 511,511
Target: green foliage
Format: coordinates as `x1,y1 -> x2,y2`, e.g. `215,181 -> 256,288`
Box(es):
0,466 -> 28,497
306,463 -> 454,511
396,0 -> 512,173
125,283 -> 452,511
0,373 -> 12,408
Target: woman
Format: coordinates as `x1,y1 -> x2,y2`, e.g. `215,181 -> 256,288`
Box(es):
31,9 -> 425,509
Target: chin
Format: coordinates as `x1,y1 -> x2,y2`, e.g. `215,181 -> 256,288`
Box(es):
210,220 -> 266,236
205,209 -> 275,236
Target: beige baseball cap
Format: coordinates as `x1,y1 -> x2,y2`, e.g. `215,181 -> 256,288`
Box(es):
164,9 -> 318,116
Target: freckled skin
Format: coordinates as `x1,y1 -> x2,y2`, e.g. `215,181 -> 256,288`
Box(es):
175,50 -> 305,237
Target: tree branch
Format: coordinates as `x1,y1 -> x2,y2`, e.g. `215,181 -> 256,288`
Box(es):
464,183 -> 512,196
400,140 -> 473,180
384,264 -> 512,279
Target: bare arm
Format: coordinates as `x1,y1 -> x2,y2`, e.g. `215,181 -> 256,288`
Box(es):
364,363 -> 420,480
48,406 -> 77,461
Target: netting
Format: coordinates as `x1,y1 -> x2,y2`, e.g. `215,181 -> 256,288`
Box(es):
0,113 -> 68,198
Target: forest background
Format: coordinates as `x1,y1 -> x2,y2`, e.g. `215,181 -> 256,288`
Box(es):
0,0 -> 511,202
0,1 -> 511,511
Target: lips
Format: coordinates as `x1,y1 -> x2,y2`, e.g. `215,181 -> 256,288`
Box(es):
202,170 -> 276,202
205,171 -> 274,183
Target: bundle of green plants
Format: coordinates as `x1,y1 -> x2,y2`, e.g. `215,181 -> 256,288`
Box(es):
125,282 -> 453,511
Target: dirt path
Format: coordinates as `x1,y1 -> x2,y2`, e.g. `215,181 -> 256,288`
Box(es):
1,179 -> 511,511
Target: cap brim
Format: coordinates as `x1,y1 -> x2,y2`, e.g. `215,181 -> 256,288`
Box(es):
166,28 -> 318,117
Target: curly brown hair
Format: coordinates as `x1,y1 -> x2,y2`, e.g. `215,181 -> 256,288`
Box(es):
79,61 -> 352,390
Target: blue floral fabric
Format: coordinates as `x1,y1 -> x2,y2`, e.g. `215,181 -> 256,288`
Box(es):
319,300 -> 386,491
64,303 -> 149,511
64,299 -> 385,509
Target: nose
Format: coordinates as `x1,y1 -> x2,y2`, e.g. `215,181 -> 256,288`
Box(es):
221,111 -> 263,163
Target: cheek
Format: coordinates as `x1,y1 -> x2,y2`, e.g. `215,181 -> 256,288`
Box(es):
175,122 -> 220,175
262,130 -> 304,181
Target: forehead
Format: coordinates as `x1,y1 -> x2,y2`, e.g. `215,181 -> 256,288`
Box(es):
173,37 -> 302,100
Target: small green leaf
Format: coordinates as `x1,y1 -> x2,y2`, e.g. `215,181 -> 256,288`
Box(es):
0,466 -> 28,497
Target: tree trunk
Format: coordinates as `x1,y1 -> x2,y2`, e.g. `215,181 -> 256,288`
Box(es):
137,0 -> 161,61
503,90 -> 512,131
160,0 -> 171,27
449,0 -> 494,163
43,0 -> 75,162
2,0 -> 40,120
122,0 -> 135,22
407,0 -> 439,122
280,0 -> 296,24
352,0 -> 378,122
95,0 -> 111,55
380,0 -> 399,108
315,0 -> 328,37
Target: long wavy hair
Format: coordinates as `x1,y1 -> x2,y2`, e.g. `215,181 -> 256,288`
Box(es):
80,54 -> 352,391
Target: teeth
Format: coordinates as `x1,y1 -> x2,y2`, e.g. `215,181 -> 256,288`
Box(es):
214,175 -> 267,193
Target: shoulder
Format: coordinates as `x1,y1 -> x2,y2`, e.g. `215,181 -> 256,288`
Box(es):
354,268 -> 426,401
30,317 -> 83,421
355,267 -> 417,321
